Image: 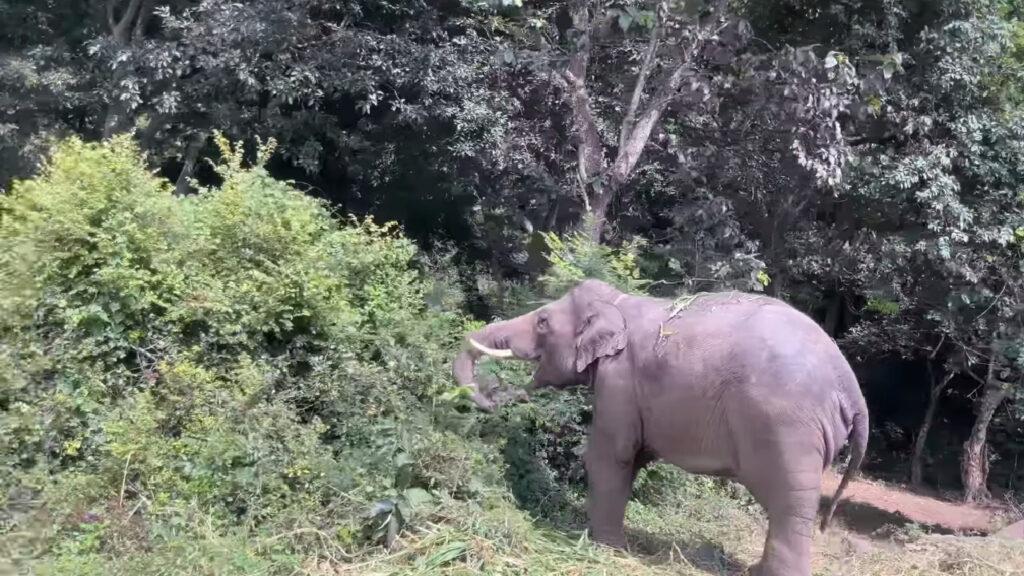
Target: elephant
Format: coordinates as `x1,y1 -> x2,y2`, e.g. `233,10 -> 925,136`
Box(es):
452,279 -> 868,576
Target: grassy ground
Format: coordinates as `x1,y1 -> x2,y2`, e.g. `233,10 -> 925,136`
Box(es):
313,478 -> 1024,576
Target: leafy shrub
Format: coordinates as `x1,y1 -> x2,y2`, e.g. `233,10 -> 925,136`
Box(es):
540,217 -> 650,297
0,136 -> 485,573
633,463 -> 756,510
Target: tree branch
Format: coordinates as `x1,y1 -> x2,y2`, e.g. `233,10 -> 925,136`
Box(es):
175,133 -> 205,196
609,8 -> 721,188
558,4 -> 604,192
132,0 -> 155,44
562,69 -> 604,189
609,62 -> 688,187
566,2 -> 593,80
933,371 -> 955,398
110,0 -> 144,44
928,333 -> 946,360
107,0 -> 118,32
619,4 -> 663,152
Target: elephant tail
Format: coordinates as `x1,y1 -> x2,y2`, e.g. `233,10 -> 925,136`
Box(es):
820,409 -> 869,532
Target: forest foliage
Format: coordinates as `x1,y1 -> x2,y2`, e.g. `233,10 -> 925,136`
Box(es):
2,0 -> 1024,573
0,136 -> 502,573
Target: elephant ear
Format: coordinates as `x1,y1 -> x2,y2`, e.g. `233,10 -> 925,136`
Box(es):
574,301 -> 627,372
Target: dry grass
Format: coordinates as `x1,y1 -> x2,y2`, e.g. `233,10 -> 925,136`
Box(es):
815,532 -> 1024,575
306,484 -> 1024,576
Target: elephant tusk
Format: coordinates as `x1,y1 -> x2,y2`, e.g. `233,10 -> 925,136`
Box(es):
468,338 -> 515,359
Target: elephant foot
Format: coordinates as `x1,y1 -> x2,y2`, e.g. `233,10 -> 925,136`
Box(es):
589,529 -> 627,551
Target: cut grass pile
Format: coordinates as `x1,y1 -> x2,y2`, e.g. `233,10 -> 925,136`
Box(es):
311,474 -> 1024,576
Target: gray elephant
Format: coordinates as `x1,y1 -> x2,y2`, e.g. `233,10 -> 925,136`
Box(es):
452,279 -> 868,576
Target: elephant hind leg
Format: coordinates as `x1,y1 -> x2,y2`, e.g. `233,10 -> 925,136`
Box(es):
735,425 -> 824,576
749,473 -> 821,576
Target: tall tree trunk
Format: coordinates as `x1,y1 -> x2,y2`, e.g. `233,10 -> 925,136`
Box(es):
911,362 -> 954,488
559,1 -> 718,243
961,359 -> 1011,503
587,185 -> 616,242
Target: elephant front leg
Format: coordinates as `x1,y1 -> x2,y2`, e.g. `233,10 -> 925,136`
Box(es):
584,444 -> 636,549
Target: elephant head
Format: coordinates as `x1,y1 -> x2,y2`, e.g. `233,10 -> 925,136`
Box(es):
452,279 -> 628,411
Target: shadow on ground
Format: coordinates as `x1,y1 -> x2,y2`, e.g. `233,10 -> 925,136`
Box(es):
626,527 -> 749,575
819,495 -> 965,538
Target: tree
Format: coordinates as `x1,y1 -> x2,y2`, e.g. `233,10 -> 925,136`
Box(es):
553,0 -> 727,240
1,1 -> 519,204
0,1 -> 107,187
912,353 -> 956,487
839,1 -> 1024,501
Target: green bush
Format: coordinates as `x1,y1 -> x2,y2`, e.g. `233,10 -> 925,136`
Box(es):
0,136 -> 487,573
540,216 -> 650,297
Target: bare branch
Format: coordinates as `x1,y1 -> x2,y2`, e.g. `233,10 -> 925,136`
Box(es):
107,0 -> 119,33
928,333 -> 946,360
558,4 -> 604,190
110,0 -> 144,44
619,4 -> 664,152
609,62 -> 689,187
934,371 -> 956,397
132,0 -> 155,44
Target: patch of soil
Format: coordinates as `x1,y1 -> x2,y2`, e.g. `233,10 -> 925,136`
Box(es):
821,471 -> 1004,535
996,520 -> 1024,540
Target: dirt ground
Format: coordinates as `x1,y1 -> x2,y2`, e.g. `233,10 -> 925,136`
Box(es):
821,471 -> 1010,535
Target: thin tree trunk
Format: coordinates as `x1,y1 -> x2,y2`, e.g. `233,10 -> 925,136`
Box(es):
559,2 -> 707,244
174,135 -> 204,196
961,359 -> 1011,503
911,363 -> 954,487
822,293 -> 842,337
543,194 -> 560,231
102,0 -> 153,138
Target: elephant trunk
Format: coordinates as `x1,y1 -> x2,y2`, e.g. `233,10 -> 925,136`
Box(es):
452,344 -> 496,411
452,319 -> 530,411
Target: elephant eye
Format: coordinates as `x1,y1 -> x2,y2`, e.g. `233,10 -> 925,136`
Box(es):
536,313 -> 549,331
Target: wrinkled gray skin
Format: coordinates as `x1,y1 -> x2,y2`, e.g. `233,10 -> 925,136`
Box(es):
452,279 -> 868,576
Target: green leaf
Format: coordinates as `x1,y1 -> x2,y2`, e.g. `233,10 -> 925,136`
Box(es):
439,386 -> 473,402
865,297 -> 901,316
618,12 -> 633,32
402,487 -> 435,510
419,541 -> 467,569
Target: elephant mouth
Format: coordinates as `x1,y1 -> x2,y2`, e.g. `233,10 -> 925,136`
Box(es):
458,336 -> 542,411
